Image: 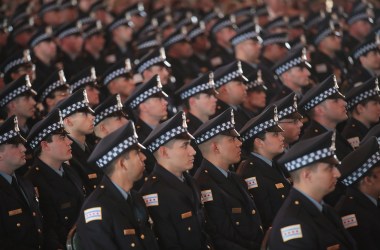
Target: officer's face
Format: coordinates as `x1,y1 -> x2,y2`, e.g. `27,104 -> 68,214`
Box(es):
193,93 -> 217,117
36,40 -> 57,61
361,50 -> 380,70
85,85 -> 100,107
320,98 -> 348,123
320,35 -> 342,51
112,77 -> 136,99
142,97 -> 168,121
259,132 -> 285,159
44,134 -> 73,162
47,89 -> 70,110
69,112 -> 95,135
146,65 -> 170,85
245,90 -> 266,110
12,95 -> 36,119
286,66 -> 310,87
358,100 -> 380,125
278,118 -> 303,145
0,143 -> 26,172
309,162 -> 341,196
164,139 -> 196,173
368,166 -> 380,196
237,39 -> 262,64
224,80 -> 247,105
123,149 -> 146,182
102,116 -> 129,136
215,135 -> 242,165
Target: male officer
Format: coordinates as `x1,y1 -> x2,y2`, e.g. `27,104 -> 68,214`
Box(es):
140,111 -> 214,250
231,25 -> 262,66
55,88 -> 102,194
271,47 -> 312,102
193,108 -> 264,250
0,49 -> 35,84
0,75 -> 37,136
335,137 -> 380,250
93,94 -> 129,139
269,131 -> 357,250
77,122 -> 159,250
241,69 -> 268,118
25,109 -> 86,249
237,105 -> 290,230
69,66 -> 100,108
342,76 -> 380,149
0,116 -> 43,249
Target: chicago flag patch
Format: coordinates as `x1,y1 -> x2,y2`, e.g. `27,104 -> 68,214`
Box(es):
143,193 -> 159,207
281,224 -> 303,242
84,207 -> 102,223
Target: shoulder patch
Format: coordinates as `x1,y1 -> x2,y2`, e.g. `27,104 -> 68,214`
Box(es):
341,214 -> 358,229
211,57 -> 222,67
245,177 -> 258,189
143,193 -> 159,207
281,224 -> 303,242
347,137 -> 360,149
201,189 -> 213,203
84,207 -> 102,223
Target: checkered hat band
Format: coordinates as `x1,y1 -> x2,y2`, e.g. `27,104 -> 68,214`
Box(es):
213,20 -> 232,33
215,70 -> 240,88
104,68 -> 128,86
164,34 -> 186,48
71,76 -> 93,91
262,37 -> 288,46
41,80 -> 66,102
275,56 -> 303,75
284,147 -> 334,171
354,42 -> 377,59
29,122 -> 63,149
303,87 -> 338,111
278,106 -> 297,120
242,119 -> 276,142
0,129 -> 18,144
180,82 -> 212,100
130,86 -> 161,109
109,19 -> 129,31
347,89 -> 379,110
96,137 -> 138,168
231,31 -> 257,46
341,151 -> 380,186
348,13 -> 370,25
40,5 -> 59,14
188,28 -> 203,40
0,85 -> 30,107
195,121 -> 233,144
314,29 -> 333,45
58,27 -> 81,39
137,40 -> 159,50
247,82 -> 263,89
266,20 -> 286,30
147,126 -> 187,153
4,57 -> 29,74
305,17 -> 324,29
30,33 -> 50,47
137,56 -> 162,73
94,104 -> 123,125
84,28 -> 100,39
61,101 -> 87,118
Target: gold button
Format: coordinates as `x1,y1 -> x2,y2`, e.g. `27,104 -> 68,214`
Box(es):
140,234 -> 145,240
144,177 -> 148,181
17,223 -> 21,227
294,200 -> 299,205
187,227 -> 191,231
38,229 -> 42,233
32,212 -> 36,216
207,245 -> 211,249
236,222 -> 240,226
100,185 -> 104,189
36,167 -> 39,171
152,176 -> 156,179
252,209 -> 256,215
281,195 -> 285,198
204,170 -> 208,173
65,216 -> 68,220
131,243 -> 135,247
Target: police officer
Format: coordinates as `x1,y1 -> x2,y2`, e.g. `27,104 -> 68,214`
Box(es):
241,69 -> 268,118
0,49 -> 35,84
77,122 -> 160,250
336,137 -> 380,250
25,109 -> 86,249
237,105 -> 290,230
140,111 -> 214,250
0,116 -> 43,249
269,131 -> 357,250
342,76 -> 380,149
55,88 -> 102,193
193,108 -> 264,250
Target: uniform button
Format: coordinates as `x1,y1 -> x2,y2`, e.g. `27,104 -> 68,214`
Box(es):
349,196 -> 353,199
314,129 -> 318,133
236,222 -> 240,226
100,185 -> 105,189
281,195 -> 285,199
16,223 -> 21,227
152,176 -> 156,179
65,216 -> 68,220
140,234 -> 145,240
32,212 -> 36,216
144,177 -> 148,181
294,200 -> 299,205
36,167 -> 39,171
204,170 -> 208,173
250,162 -> 253,165
252,209 -> 256,215
94,185 -> 97,189
207,245 -> 211,249
131,243 -> 135,247
38,229 -> 42,233
187,227 -> 191,231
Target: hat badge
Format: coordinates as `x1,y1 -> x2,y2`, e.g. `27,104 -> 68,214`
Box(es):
116,94 -> 123,109
231,109 -> 235,125
301,48 -> 307,62
95,20 -> 102,30
256,69 -> 263,85
14,116 -> 20,132
159,47 -> 167,60
58,69 -> 66,83
182,112 -> 188,128
293,94 -> 298,110
208,72 -> 215,88
23,49 -> 31,62
125,58 -> 132,72
376,34 -> 380,46
83,89 -> 89,104
156,75 -> 163,89
58,110 -> 64,126
237,61 -> 243,75
375,78 -> 379,92
132,121 -> 139,139
330,131 -> 336,151
274,106 -> 279,122
25,75 -> 32,88
333,75 -> 339,89
45,26 -> 53,35
90,67 -> 97,81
